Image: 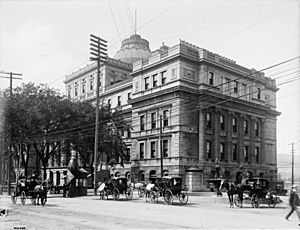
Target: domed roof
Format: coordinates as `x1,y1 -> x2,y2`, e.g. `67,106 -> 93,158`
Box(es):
114,34 -> 151,64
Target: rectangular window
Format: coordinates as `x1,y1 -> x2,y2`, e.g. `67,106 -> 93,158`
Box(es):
257,88 -> 261,100
144,77 -> 149,90
255,147 -> 259,163
220,143 -> 225,161
220,115 -> 225,131
90,77 -> 94,91
206,141 -> 212,159
67,89 -> 71,99
206,112 -> 212,129
232,144 -> 237,161
163,140 -> 169,157
225,78 -> 230,91
151,112 -> 156,129
153,74 -> 157,87
139,143 -> 145,159
232,117 -> 237,133
255,122 -> 259,137
82,83 -> 86,94
163,110 -> 169,127
126,148 -> 130,161
161,71 -> 167,85
75,87 -> 78,97
107,99 -> 111,107
244,146 -> 249,162
244,120 -> 248,135
127,92 -> 131,101
150,141 -> 156,158
234,81 -> 238,94
117,96 -> 121,106
208,72 -> 214,85
127,128 -> 131,138
140,115 -> 145,131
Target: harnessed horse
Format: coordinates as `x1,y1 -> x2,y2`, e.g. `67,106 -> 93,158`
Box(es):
220,179 -> 244,208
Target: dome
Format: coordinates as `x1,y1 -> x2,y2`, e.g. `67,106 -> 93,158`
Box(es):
114,34 -> 151,64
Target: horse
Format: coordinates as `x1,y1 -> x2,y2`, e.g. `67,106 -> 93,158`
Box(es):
220,180 -> 244,208
32,180 -> 50,206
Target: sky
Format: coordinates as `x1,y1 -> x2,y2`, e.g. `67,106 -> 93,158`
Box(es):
0,0 -> 299,179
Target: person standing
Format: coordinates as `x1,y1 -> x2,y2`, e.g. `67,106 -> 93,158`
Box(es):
285,185 -> 300,225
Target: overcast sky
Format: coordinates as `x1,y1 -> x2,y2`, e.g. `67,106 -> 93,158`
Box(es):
0,0 -> 299,176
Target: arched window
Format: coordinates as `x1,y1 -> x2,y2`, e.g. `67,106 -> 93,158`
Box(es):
115,172 -> 120,178
139,170 -> 145,182
125,172 -> 131,180
163,170 -> 169,176
149,170 -> 156,178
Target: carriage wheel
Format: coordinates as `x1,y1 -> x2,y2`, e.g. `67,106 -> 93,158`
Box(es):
179,191 -> 189,205
267,194 -> 277,208
125,187 -> 133,200
150,190 -> 158,203
113,188 -> 120,200
251,193 -> 260,208
138,187 -> 145,197
233,194 -> 243,208
164,189 -> 173,205
40,194 -> 47,206
20,191 -> 26,205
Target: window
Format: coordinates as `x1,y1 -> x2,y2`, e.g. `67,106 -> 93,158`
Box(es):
244,120 -> 248,135
161,71 -> 167,85
244,146 -> 249,162
208,72 -> 214,85
150,141 -> 156,158
220,143 -> 225,161
153,74 -> 157,87
140,115 -> 145,131
67,87 -> 71,99
127,92 -> 131,101
206,112 -> 212,129
107,99 -> 111,107
110,78 -> 114,85
117,96 -> 121,106
257,88 -> 261,100
163,110 -> 169,127
74,86 -> 78,97
139,143 -> 145,159
220,115 -> 225,131
232,144 -> 237,161
242,83 -> 247,95
144,77 -> 149,90
163,140 -> 168,157
82,82 -> 86,94
225,78 -> 230,91
255,122 -> 259,137
90,77 -> 94,91
127,128 -> 131,138
126,148 -> 130,161
233,81 -> 238,94
206,141 -> 212,159
232,117 -> 237,133
151,112 -> 156,129
255,147 -> 259,163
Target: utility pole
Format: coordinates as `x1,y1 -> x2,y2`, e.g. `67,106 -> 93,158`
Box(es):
0,71 -> 22,195
160,114 -> 164,178
291,142 -> 295,185
90,34 -> 107,195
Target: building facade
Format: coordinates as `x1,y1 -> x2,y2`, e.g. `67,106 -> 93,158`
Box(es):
61,34 -> 279,191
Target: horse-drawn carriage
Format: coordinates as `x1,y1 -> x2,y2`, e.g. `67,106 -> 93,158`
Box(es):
98,177 -> 133,200
235,177 -> 277,208
146,176 -> 189,205
11,177 -> 48,206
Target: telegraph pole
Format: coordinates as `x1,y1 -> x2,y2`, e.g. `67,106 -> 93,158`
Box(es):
160,114 -> 164,178
0,71 -> 22,195
291,142 -> 295,185
89,34 -> 107,195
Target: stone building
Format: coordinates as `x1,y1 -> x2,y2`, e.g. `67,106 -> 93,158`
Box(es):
60,34 -> 279,191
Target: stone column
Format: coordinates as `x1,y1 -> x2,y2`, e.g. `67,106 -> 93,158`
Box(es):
249,116 -> 255,164
213,108 -> 220,162
198,110 -> 206,160
227,111 -> 233,162
260,118 -> 266,164
238,113 -> 245,163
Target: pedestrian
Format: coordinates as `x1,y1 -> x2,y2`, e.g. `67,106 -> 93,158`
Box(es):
285,185 -> 300,225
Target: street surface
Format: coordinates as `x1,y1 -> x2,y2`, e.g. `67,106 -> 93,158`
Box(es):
0,192 -> 299,230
